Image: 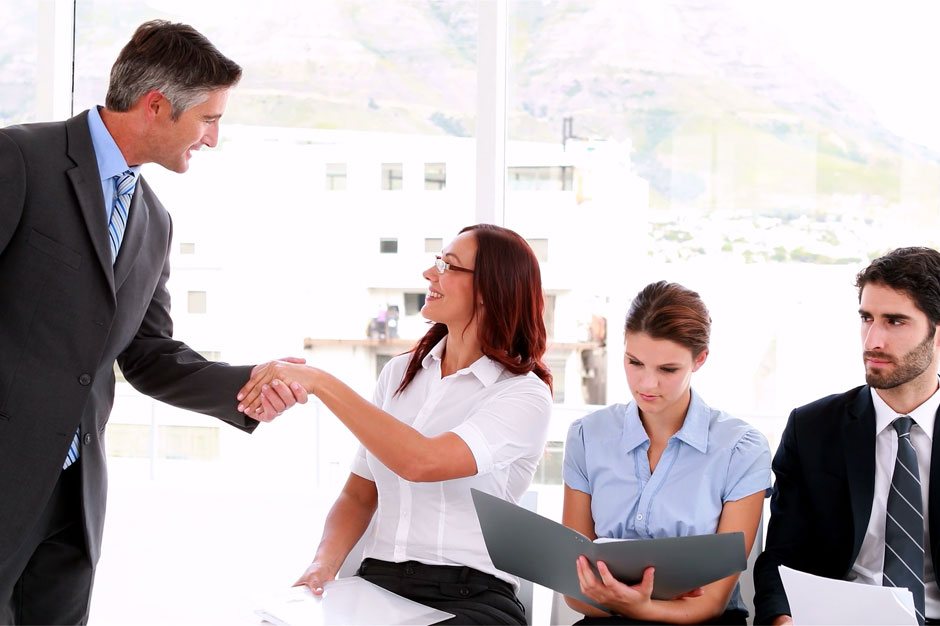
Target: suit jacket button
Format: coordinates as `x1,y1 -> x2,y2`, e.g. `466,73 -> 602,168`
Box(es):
78,374 -> 92,385
83,433 -> 92,445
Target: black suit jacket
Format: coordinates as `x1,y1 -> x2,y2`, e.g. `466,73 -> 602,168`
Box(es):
0,111 -> 257,565
753,385 -> 940,624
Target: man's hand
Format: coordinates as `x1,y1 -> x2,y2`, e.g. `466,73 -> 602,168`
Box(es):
238,357 -> 309,421
771,615 -> 793,626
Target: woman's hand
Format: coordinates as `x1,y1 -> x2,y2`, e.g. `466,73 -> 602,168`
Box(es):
577,556 -> 655,618
293,559 -> 339,596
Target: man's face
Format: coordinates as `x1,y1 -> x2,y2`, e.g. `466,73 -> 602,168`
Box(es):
149,88 -> 229,173
860,282 -> 938,389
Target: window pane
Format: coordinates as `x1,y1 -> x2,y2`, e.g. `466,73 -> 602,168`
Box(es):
187,291 -> 207,314
381,163 -> 403,190
325,163 -> 347,191
508,1 -> 940,440
72,0 -> 479,353
404,292 -> 426,315
424,162 -> 446,190
70,4 -> 482,623
1,2 -> 40,125
508,166 -> 571,191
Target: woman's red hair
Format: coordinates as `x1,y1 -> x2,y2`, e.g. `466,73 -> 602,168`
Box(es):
396,224 -> 552,394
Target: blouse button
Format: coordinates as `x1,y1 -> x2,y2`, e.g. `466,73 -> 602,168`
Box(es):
636,514 -> 643,521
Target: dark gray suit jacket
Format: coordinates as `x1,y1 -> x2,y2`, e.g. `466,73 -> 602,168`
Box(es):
0,110 -> 257,565
753,385 -> 940,623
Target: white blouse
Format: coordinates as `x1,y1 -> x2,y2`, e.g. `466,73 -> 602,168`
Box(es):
351,337 -> 552,586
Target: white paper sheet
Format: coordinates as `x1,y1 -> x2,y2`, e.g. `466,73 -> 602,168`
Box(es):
779,565 -> 917,625
255,577 -> 454,626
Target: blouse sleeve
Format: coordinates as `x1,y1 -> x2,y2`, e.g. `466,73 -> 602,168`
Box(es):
350,444 -> 373,480
450,376 -> 552,475
723,427 -> 773,502
562,418 -> 591,494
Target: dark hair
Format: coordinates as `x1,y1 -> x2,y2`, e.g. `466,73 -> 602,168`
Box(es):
106,20 -> 242,119
856,247 -> 940,325
625,281 -> 711,358
396,224 -> 552,393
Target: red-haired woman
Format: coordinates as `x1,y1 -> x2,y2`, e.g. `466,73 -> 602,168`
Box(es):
242,224 -> 553,625
562,281 -> 770,625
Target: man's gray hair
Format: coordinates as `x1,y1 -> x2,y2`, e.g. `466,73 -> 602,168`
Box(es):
105,20 -> 241,120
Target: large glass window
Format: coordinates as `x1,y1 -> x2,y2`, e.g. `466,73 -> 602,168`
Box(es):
22,2 -> 940,623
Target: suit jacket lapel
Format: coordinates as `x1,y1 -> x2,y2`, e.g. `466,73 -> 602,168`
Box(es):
113,181 -> 148,291
65,112 -> 116,295
845,386 -> 877,564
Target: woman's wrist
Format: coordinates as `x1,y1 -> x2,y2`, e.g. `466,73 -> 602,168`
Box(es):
296,365 -> 320,395
612,597 -> 660,622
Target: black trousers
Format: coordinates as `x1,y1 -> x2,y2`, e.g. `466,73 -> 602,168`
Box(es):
0,462 -> 94,625
357,557 -> 527,625
574,608 -> 748,626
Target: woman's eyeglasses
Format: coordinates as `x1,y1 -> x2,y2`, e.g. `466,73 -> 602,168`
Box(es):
434,255 -> 474,274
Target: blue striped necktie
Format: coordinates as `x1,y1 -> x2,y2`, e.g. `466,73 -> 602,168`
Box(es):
63,170 -> 137,471
883,416 -> 926,625
108,170 -> 136,260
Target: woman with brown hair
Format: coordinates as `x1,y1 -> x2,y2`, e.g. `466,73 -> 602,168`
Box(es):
242,224 -> 553,624
562,281 -> 770,625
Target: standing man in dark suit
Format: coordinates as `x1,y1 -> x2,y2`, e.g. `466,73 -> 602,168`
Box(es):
755,247 -> 940,625
0,20 -> 306,625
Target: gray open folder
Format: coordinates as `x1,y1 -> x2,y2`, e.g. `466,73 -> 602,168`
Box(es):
471,489 -> 746,605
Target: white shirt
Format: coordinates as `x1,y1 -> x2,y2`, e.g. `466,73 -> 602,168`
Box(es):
351,337 -> 553,586
850,382 -> 940,617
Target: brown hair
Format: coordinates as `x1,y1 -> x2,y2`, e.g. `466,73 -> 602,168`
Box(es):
625,281 -> 711,357
396,224 -> 552,393
106,20 -> 242,119
856,247 -> 940,325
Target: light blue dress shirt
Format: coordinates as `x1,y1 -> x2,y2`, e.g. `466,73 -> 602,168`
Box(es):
563,389 -> 771,614
86,106 -> 141,219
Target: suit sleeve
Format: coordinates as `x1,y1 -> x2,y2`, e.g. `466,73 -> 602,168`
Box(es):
753,409 -> 807,624
116,219 -> 257,432
0,132 -> 26,256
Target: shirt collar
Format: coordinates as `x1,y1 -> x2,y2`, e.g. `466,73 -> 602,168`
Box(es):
621,402 -> 650,453
672,389 -> 710,453
420,336 -> 505,387
870,378 -> 940,441
87,105 -> 140,181
621,389 -> 710,454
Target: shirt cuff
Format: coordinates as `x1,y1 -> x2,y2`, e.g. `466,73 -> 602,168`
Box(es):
563,469 -> 591,494
452,421 -> 493,476
350,451 -> 373,480
726,473 -> 772,502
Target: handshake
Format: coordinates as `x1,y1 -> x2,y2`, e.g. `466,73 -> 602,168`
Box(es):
236,357 -> 322,422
